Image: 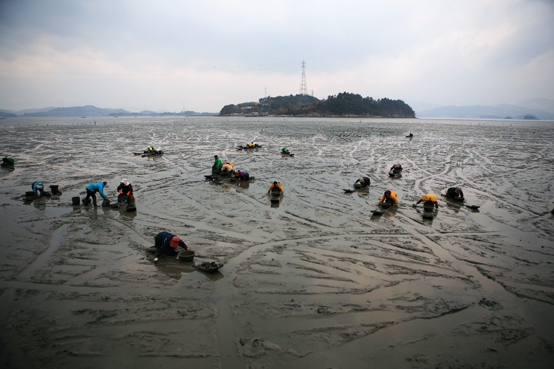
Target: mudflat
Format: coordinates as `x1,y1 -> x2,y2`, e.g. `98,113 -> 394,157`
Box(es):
0,116 -> 553,369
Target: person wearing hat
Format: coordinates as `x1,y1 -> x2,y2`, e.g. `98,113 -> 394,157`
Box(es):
268,181 -> 283,193
116,178 -> 134,204
212,155 -> 222,173
355,177 -> 371,187
117,179 -> 133,196
379,190 -> 398,206
415,194 -> 439,208
153,231 -> 189,262
85,181 -> 108,207
446,187 -> 464,200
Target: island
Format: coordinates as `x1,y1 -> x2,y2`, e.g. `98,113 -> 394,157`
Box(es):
220,92 -> 415,118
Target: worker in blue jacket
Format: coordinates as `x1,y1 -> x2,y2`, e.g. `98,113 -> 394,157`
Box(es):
85,181 -> 107,206
446,187 -> 464,200
32,181 -> 46,196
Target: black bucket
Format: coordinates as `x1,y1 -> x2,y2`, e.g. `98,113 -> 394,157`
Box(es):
423,201 -> 435,212
270,190 -> 282,203
50,185 -> 61,194
178,250 -> 195,262
72,196 -> 80,205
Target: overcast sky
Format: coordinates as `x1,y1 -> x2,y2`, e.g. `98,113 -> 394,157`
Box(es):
1,0 -> 553,113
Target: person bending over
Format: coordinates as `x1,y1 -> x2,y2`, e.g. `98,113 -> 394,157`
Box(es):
153,231 -> 189,262
446,187 -> 464,200
355,177 -> 371,187
379,190 -> 398,206
268,181 -> 283,194
390,164 -> 402,173
235,170 -> 250,181
416,194 -> 439,208
85,181 -> 108,207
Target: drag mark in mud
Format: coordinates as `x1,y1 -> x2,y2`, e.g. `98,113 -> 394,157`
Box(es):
0,117 -> 553,368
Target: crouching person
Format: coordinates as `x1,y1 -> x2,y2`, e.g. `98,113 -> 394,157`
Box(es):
32,181 -> 46,197
153,232 -> 189,263
85,181 -> 107,207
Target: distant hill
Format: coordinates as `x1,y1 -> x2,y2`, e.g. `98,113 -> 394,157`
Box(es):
22,105 -> 129,117
107,110 -> 217,116
221,93 -> 415,118
15,107 -> 56,115
417,104 -> 554,120
517,98 -> 554,115
0,109 -> 17,118
5,105 -> 215,117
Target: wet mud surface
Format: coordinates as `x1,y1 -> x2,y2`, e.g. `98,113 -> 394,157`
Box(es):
1,116 -> 554,368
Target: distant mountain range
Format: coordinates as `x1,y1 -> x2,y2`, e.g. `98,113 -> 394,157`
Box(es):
416,98 -> 554,120
417,104 -> 554,120
2,98 -> 554,119
0,105 -> 217,118
516,98 -> 554,114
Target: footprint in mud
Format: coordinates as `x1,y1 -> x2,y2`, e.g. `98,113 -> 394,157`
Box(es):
478,297 -> 501,310
237,337 -> 282,358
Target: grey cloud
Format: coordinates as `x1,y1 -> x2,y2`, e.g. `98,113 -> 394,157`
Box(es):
1,0 -> 553,111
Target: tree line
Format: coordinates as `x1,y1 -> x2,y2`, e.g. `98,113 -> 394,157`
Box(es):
220,92 -> 415,118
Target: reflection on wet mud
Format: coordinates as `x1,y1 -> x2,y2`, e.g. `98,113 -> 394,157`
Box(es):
1,116 -> 553,369
154,258 -> 196,280
33,202 -> 46,211
236,181 -> 250,189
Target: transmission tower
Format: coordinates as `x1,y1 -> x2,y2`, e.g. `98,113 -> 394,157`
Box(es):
299,60 -> 308,95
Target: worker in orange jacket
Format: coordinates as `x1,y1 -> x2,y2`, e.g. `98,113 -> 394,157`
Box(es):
415,194 -> 439,208
379,190 -> 398,206
268,181 -> 283,193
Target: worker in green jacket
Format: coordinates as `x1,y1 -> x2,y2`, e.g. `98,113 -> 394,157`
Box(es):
212,155 -> 222,174
2,157 -> 14,166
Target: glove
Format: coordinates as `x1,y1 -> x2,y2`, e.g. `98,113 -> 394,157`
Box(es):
154,257 -> 159,263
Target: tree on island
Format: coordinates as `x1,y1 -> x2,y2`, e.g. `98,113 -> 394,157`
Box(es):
219,92 -> 415,118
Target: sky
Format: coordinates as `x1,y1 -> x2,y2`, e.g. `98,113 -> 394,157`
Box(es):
1,0 -> 553,113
